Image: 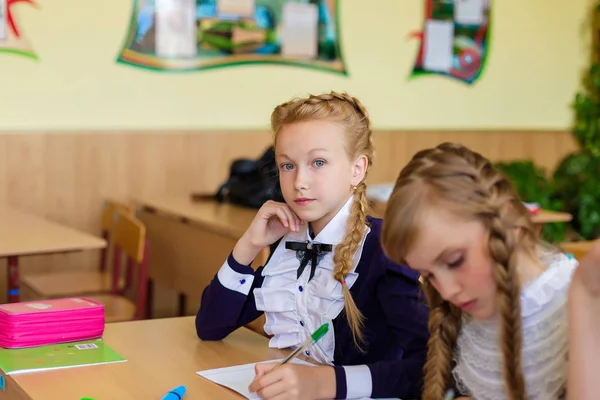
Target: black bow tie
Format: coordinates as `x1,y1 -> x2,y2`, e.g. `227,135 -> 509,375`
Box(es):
285,241 -> 333,282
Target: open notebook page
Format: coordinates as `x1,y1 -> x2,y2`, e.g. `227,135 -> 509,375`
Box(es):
197,358 -> 400,399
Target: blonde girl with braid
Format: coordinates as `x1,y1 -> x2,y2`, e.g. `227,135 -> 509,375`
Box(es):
381,142 -> 579,400
196,91 -> 429,400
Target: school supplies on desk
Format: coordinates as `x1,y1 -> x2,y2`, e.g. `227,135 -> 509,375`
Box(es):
161,385 -> 186,399
524,202 -> 541,214
0,339 -> 126,375
0,297 -> 105,349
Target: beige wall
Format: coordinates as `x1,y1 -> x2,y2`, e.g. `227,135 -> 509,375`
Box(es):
0,0 -> 592,130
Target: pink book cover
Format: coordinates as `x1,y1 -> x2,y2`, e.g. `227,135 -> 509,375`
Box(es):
0,298 -> 103,316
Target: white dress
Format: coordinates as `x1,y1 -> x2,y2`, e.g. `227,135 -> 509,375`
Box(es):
452,252 -> 578,400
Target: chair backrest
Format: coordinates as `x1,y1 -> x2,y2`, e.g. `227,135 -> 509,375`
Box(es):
99,200 -> 134,272
101,200 -> 134,230
110,208 -> 149,320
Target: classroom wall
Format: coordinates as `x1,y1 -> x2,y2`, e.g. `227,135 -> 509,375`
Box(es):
0,0 -> 593,130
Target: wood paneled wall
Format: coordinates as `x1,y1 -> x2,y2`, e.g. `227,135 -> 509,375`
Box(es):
0,130 -> 578,313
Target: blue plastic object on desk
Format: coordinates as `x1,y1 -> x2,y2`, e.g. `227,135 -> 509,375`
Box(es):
161,385 -> 186,399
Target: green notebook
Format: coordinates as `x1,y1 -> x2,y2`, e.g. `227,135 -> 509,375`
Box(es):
0,339 -> 126,375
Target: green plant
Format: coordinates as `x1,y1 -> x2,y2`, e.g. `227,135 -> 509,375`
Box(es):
553,152 -> 600,240
552,2 -> 600,240
494,160 -> 567,243
572,64 -> 600,156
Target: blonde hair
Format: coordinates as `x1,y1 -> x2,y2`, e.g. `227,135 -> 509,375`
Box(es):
381,142 -> 537,400
271,91 -> 374,348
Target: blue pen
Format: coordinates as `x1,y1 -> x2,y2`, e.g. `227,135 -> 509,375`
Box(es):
161,385 -> 186,400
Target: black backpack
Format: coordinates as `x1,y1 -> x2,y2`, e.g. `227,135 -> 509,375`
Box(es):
212,146 -> 285,209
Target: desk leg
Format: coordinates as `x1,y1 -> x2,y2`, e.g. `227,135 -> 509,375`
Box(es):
178,293 -> 187,316
146,278 -> 154,319
7,256 -> 20,303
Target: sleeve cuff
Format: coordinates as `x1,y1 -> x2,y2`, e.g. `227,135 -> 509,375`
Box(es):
334,366 -> 347,399
333,365 -> 372,399
216,253 -> 255,295
343,365 -> 373,399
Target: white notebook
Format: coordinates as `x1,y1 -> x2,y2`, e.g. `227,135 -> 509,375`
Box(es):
197,358 -> 400,399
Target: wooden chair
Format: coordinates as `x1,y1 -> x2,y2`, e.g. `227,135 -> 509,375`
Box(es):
21,200 -> 133,300
86,209 -> 149,323
560,240 -> 597,261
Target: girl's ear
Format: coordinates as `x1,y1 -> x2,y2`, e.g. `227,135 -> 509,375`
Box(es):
351,155 -> 368,186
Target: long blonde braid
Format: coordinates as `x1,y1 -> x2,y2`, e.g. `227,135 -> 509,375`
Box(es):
332,180 -> 369,348
480,166 -> 529,400
422,282 -> 462,399
271,91 -> 374,349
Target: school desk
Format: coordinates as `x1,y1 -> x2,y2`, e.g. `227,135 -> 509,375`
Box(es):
135,196 -> 270,317
368,200 -> 573,226
0,316 -> 289,400
0,206 -> 107,304
560,240 -> 597,261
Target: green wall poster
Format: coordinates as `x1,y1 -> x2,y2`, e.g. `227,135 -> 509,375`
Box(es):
410,0 -> 491,84
117,0 -> 345,74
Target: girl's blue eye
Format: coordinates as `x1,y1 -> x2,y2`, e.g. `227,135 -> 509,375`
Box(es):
281,163 -> 294,171
313,159 -> 326,168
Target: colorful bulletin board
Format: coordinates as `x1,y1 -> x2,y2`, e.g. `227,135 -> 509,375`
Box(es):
0,0 -> 37,59
411,0 -> 490,84
117,0 -> 345,74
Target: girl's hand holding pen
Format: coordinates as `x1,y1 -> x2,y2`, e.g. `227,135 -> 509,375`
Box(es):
249,363 -> 335,400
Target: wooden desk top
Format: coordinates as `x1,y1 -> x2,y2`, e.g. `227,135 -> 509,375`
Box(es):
4,317 -> 288,400
0,207 -> 106,258
368,200 -> 573,225
532,209 -> 573,224
560,240 -> 598,260
135,196 -> 258,240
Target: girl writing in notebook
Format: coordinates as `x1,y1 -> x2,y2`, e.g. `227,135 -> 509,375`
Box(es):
381,142 -> 578,400
196,91 -> 429,400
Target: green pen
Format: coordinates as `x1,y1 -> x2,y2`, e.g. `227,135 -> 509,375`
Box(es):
275,323 -> 329,368
444,389 -> 455,400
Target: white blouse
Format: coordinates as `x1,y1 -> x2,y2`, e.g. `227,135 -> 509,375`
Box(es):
253,196 -> 370,366
452,252 -> 578,400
